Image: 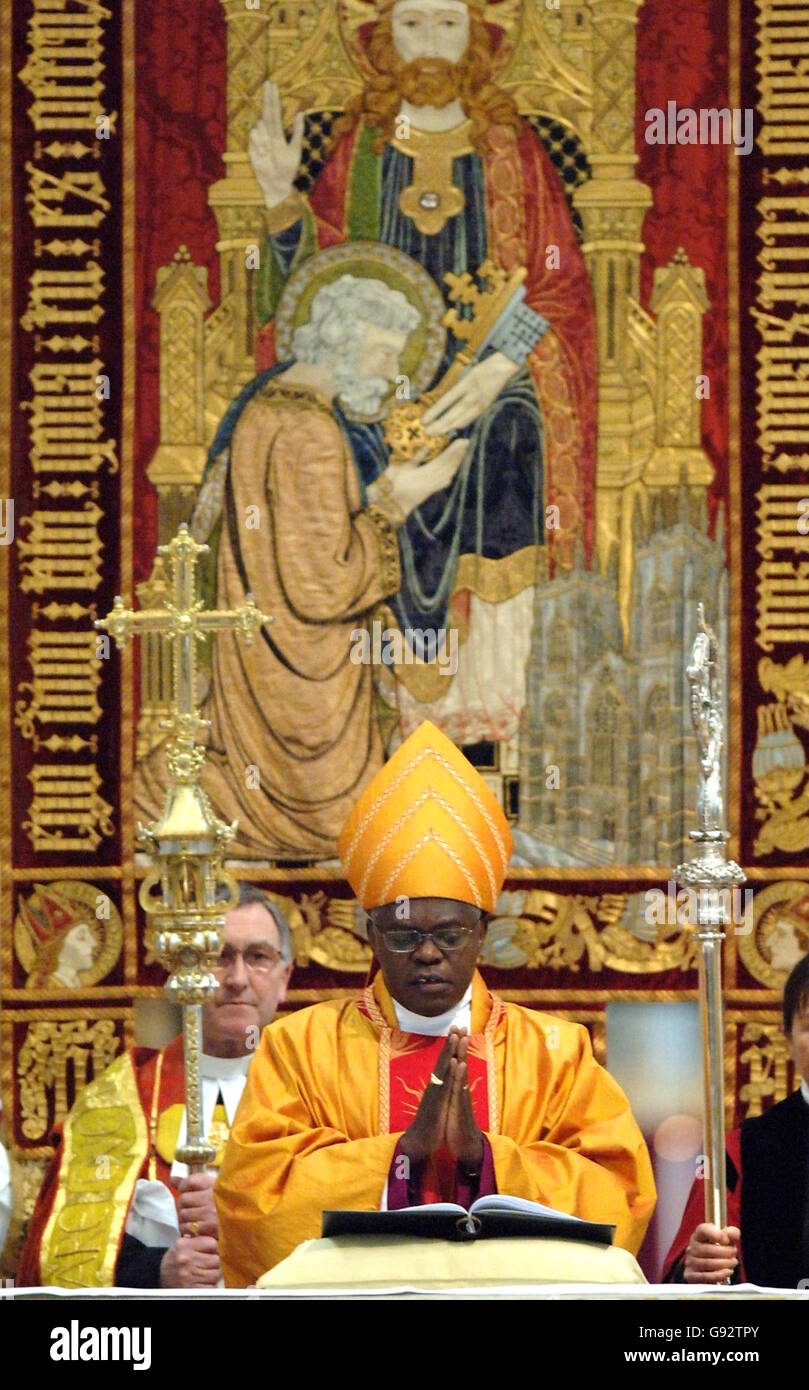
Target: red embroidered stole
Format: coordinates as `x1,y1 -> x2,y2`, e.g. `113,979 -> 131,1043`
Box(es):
359,974 -> 502,1203
135,1034 -> 187,1191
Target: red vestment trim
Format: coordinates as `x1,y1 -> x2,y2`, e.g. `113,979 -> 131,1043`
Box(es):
358,978 -> 499,1203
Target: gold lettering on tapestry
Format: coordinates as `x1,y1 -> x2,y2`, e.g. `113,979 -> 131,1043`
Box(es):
14,631 -> 103,737
16,0 -> 118,852
19,1 -> 115,136
23,765 -> 114,853
24,363 -> 117,473
738,1022 -> 793,1118
17,504 -> 103,592
17,1018 -> 119,1142
756,0 -> 809,155
753,1 -> 809,852
26,166 -> 109,227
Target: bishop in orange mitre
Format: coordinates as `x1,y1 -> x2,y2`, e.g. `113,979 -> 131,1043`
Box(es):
215,723 -> 655,1282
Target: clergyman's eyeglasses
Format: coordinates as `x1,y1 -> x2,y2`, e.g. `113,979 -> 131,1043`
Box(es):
378,926 -> 477,954
213,946 -> 283,975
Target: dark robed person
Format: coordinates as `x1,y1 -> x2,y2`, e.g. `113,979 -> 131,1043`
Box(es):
664,954 -> 809,1288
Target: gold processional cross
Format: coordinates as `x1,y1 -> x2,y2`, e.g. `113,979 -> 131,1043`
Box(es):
97,525 -> 271,1168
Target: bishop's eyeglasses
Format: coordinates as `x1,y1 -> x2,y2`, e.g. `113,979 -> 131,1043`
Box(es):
376,925 -> 477,954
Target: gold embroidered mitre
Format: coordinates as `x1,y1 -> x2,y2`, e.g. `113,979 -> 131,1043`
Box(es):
338,721 -> 512,912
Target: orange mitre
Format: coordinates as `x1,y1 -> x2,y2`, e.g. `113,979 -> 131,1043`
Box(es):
338,720 -> 513,912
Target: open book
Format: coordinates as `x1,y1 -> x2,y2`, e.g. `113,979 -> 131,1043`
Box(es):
322,1194 -> 614,1245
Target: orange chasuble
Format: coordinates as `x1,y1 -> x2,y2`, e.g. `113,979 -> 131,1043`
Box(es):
215,972 -> 656,1285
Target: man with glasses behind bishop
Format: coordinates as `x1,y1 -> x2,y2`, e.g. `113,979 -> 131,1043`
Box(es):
18,884 -> 292,1289
216,722 -> 656,1283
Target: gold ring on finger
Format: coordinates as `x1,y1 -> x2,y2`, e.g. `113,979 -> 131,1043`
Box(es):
189,1219 -> 199,1236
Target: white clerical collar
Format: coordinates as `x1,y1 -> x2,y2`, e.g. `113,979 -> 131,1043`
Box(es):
200,1051 -> 251,1080
800,1079 -> 809,1108
393,984 -> 473,1037
170,1054 -> 250,1180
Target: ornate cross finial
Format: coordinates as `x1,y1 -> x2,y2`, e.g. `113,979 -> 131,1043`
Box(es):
96,525 -> 272,1169
98,524 -> 268,752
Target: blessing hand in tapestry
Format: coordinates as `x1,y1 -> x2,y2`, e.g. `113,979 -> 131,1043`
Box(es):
249,80 -> 305,210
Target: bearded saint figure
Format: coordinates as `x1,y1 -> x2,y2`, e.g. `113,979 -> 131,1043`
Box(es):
246,0 -> 597,755
136,268 -> 466,859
